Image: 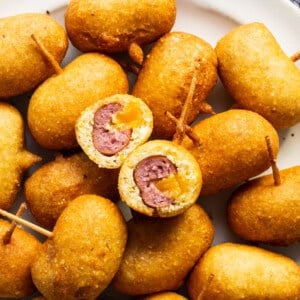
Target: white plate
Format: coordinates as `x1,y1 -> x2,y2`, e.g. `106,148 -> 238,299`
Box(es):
1,0 -> 300,299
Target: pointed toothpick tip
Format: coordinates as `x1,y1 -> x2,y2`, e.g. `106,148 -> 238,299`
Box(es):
265,136 -> 281,186
0,208 -> 54,239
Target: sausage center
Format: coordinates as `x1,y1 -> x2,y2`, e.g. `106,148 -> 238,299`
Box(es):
133,155 -> 177,208
92,103 -> 132,156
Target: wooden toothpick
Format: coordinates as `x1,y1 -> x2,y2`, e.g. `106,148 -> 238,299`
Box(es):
0,208 -> 53,238
291,51 -> 300,62
172,58 -> 202,144
31,34 -> 63,75
128,42 -> 144,65
265,136 -> 281,186
2,203 -> 27,244
166,111 -> 201,146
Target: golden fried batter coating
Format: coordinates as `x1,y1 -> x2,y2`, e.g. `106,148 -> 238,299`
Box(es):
141,292 -> 187,300
0,13 -> 68,98
182,109 -> 279,196
133,32 -> 217,139
25,152 -> 119,228
216,22 -> 300,128
0,219 -> 41,298
228,166 -> 300,246
76,94 -> 153,169
118,140 -> 202,217
0,103 -> 41,210
113,204 -> 214,295
31,195 -> 127,300
65,0 -> 176,52
28,53 -> 128,150
188,243 -> 300,300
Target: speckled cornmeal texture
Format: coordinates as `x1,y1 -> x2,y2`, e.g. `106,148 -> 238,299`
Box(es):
0,219 -> 41,298
228,166 -> 300,246
0,13 -> 68,98
28,53 -> 128,150
181,109 -> 279,196
25,152 -> 119,228
113,204 -> 214,295
0,103 -> 41,210
188,243 -> 300,300
118,140 -> 202,217
65,0 -> 176,52
133,32 -> 218,139
31,195 -> 127,300
216,22 -> 300,128
141,291 -> 187,300
76,94 -> 153,169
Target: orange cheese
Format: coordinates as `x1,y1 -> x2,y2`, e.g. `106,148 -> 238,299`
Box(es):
112,101 -> 143,129
154,173 -> 187,199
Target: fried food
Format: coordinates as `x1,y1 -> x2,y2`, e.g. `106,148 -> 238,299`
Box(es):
133,32 -> 217,139
141,292 -> 187,300
0,13 -> 68,98
25,152 -> 119,228
118,140 -> 202,217
65,0 -> 176,53
31,194 -> 127,300
113,204 -> 214,295
28,53 -> 128,150
0,219 -> 41,298
181,109 -> 279,196
76,94 -> 153,169
227,166 -> 300,246
188,243 -> 300,300
0,103 -> 41,210
215,22 -> 300,128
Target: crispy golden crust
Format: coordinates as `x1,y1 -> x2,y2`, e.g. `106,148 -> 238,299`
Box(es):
25,152 -> 119,228
188,243 -> 300,300
181,109 -> 279,196
215,22 -> 300,129
0,13 -> 68,98
0,219 -> 41,298
227,166 -> 300,246
118,140 -> 202,217
113,204 -> 214,295
141,292 -> 187,300
133,32 -> 218,139
28,53 -> 128,150
31,195 -> 127,300
65,0 -> 176,52
76,94 -> 153,169
0,103 -> 41,210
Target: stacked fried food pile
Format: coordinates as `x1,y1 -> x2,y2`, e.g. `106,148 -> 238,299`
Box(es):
0,1 -> 299,299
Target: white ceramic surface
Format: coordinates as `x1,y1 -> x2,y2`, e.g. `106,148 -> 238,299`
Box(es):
1,0 -> 299,299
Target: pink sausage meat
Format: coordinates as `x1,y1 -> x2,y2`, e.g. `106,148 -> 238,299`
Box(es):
93,103 -> 132,156
134,155 -> 177,208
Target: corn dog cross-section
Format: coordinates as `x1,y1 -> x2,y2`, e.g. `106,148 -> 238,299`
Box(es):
76,94 -> 153,169
118,140 -> 202,217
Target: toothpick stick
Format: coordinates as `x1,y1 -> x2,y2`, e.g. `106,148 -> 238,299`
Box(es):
31,34 -> 63,75
3,203 -> 27,244
265,136 -> 281,186
166,111 -> 201,146
197,274 -> 214,300
129,42 -> 144,65
173,58 -> 202,144
0,208 -> 53,238
291,51 -> 300,62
